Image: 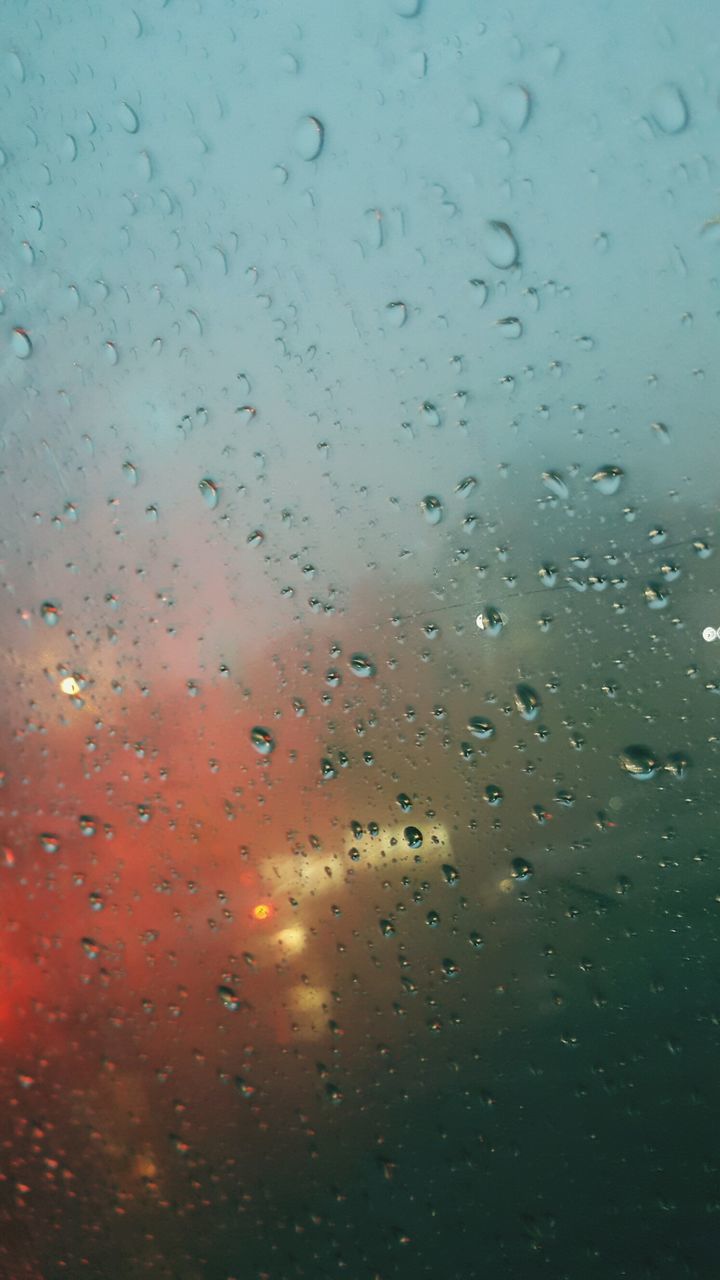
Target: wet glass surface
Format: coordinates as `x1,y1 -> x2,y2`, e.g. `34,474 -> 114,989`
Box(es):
1,2 -> 719,1276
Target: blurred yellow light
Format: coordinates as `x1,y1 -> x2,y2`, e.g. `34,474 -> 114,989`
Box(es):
252,903 -> 271,921
272,926 -> 306,956
60,676 -> 80,696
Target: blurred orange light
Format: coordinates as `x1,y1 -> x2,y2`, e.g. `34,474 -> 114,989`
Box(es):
252,903 -> 271,921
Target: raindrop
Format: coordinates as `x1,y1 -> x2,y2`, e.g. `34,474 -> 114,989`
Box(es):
650,84 -> 688,134
420,402 -> 441,427
250,727 -> 275,756
484,220 -> 519,269
442,864 -> 460,885
510,857 -> 533,880
619,745 -> 661,781
542,471 -> 568,499
386,301 -> 407,327
218,985 -> 240,1011
393,0 -> 422,14
349,653 -> 376,678
514,684 -> 541,721
591,465 -> 624,495
467,716 -> 495,740
643,582 -> 669,609
104,341 -> 119,365
11,328 -> 32,359
39,833 -> 61,854
485,784 -> 503,806
499,84 -> 532,131
495,317 -> 523,339
199,478 -> 219,509
118,102 -> 140,133
122,461 -> 139,487
82,938 -> 101,960
469,279 -> 489,306
420,495 -> 443,525
404,826 -> 423,849
41,601 -> 61,627
295,115 -> 324,160
476,607 -> 504,636
379,919 -> 396,937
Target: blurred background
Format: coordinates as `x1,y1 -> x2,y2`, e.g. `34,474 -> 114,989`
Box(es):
1,0 -> 719,1276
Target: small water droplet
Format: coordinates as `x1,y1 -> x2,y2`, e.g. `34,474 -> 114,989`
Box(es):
650,84 -> 688,134
39,833 -> 61,854
81,938 -> 101,960
420,402 -> 441,427
379,918 -> 396,937
467,716 -> 495,740
496,316 -> 523,339
542,471 -> 568,499
619,745 -> 660,780
469,279 -> 488,306
11,328 -> 32,359
420,495 -> 443,525
295,115 -> 324,160
484,220 -> 519,269
349,653 -> 376,678
591,465 -> 624,496
118,102 -> 140,133
392,0 -> 422,14
404,826 -> 423,849
475,606 -> 504,636
485,784 -> 503,806
386,301 -> 407,327
218,985 -> 240,1011
514,684 -> 541,720
41,601 -> 61,627
104,341 -> 119,365
250,727 -> 275,756
499,84 -> 531,132
199,478 -> 219,509
510,857 -> 533,880
122,461 -> 139,487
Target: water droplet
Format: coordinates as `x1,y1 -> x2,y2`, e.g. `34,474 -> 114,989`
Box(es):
475,606 -> 504,636
510,857 -> 533,880
11,328 -> 32,359
118,102 -> 140,133
295,115 -> 324,160
41,601 -> 61,627
122,461 -> 139,487
495,316 -> 523,339
454,475 -> 477,498
89,892 -> 104,912
469,279 -> 488,306
484,220 -> 519,269
420,401 -> 441,427
199,478 -> 219,509
650,84 -> 688,134
81,938 -> 101,960
349,653 -> 376,678
441,864 -> 460,885
542,471 -> 568,499
499,84 -> 531,132
619,745 -> 660,780
386,301 -> 407,327
591,465 -> 624,496
404,826 -> 423,849
379,918 -> 396,937
642,582 -> 669,609
485,784 -> 503,806
420,495 -> 443,525
393,0 -> 422,14
467,716 -> 495,740
39,833 -> 61,854
218,985 -> 240,1011
250,727 -> 275,756
79,816 -> 97,837
104,341 -> 119,365
514,684 -> 541,721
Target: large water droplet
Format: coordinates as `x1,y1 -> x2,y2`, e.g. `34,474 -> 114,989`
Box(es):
542,471 -> 569,499
349,653 -> 376,678
619,745 -> 660,780
420,495 -> 443,525
476,606 -> 504,636
514,684 -> 541,720
41,601 -> 61,626
484,220 -> 519,269
404,826 -> 423,849
118,102 -> 140,133
199,478 -> 219,509
295,116 -> 324,160
11,328 -> 32,359
467,716 -> 495,740
591,465 -> 624,495
250,727 -> 275,756
499,84 -> 531,132
650,84 -> 688,134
